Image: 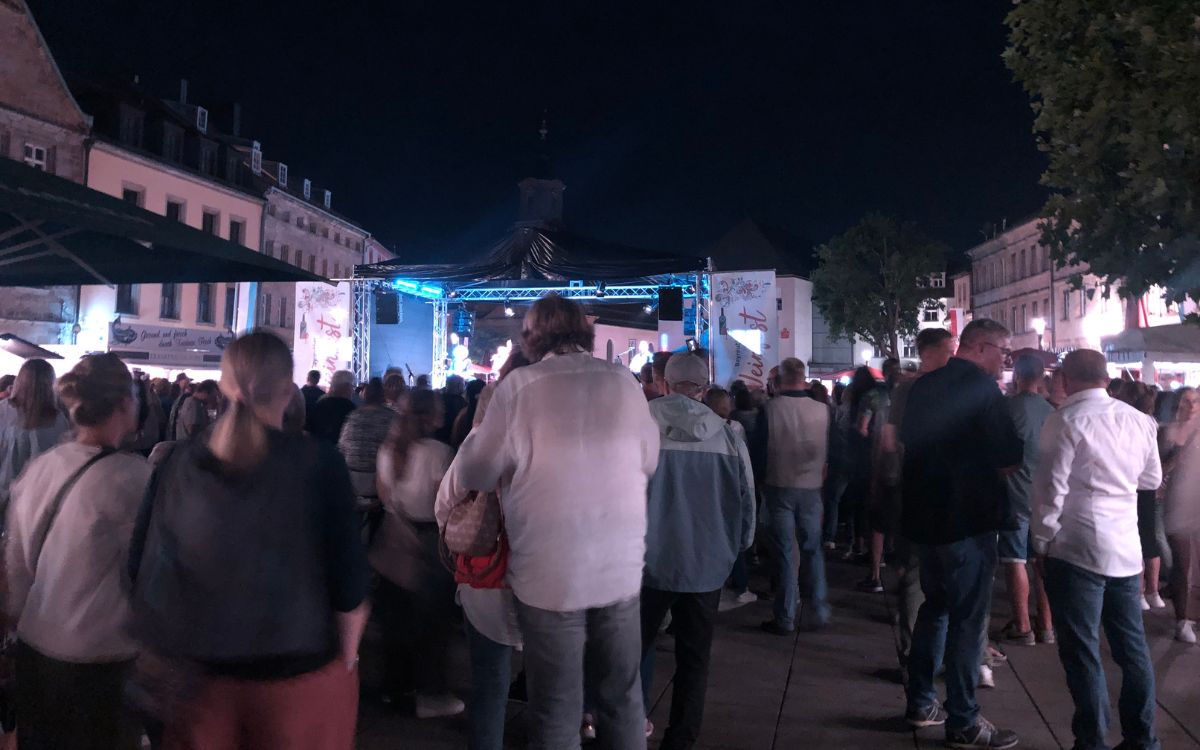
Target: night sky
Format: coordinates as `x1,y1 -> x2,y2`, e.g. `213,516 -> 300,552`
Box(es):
30,1 -> 1046,261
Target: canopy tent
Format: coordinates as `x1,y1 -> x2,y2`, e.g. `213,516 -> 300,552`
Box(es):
0,158 -> 323,287
353,225 -> 706,284
1102,323 -> 1200,364
0,333 -> 62,360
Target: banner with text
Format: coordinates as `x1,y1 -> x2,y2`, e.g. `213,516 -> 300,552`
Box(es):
712,270 -> 779,390
293,282 -> 353,386
108,319 -> 233,368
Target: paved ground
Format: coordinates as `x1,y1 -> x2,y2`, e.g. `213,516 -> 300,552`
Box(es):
356,555 -> 1200,749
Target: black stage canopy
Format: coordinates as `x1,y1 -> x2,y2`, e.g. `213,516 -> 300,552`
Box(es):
354,225 -> 706,284
0,158 -> 324,287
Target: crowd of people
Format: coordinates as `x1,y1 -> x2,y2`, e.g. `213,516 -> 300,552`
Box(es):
0,293 -> 1195,750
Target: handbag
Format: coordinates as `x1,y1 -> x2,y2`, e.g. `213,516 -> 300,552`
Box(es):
443,490 -> 502,557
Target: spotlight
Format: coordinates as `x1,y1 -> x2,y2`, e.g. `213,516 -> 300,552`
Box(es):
595,282 -> 606,298
504,306 -> 515,317
643,304 -> 654,314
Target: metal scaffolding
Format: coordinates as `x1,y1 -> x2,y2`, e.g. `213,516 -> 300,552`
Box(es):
351,276 -> 378,383
431,296 -> 448,387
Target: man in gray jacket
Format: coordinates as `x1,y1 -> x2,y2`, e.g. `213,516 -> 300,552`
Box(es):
752,357 -> 832,634
642,352 -> 755,750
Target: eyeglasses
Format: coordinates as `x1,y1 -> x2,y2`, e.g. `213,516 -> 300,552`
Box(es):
981,341 -> 1013,363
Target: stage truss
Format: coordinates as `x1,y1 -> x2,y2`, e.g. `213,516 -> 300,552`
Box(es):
351,270 -> 711,385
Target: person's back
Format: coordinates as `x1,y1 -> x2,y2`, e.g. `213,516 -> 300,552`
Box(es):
0,395 -> 71,518
645,394 -> 754,591
762,393 -> 829,489
460,351 -> 659,610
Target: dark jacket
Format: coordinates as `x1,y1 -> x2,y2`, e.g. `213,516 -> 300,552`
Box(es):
899,357 -> 1023,545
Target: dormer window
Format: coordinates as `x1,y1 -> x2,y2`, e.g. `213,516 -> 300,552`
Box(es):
196,106 -> 208,134
302,179 -> 311,200
323,190 -> 331,210
251,141 -> 262,175
119,104 -> 144,148
278,163 -> 288,187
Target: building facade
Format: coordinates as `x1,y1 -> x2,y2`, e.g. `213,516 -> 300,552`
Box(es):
0,0 -> 90,344
966,217 -> 1186,354
71,79 -> 263,374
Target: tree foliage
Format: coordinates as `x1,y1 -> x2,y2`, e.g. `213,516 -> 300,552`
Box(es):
1004,1 -> 1200,318
810,214 -> 946,359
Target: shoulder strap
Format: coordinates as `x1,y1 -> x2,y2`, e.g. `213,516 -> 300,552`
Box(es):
30,448 -> 117,573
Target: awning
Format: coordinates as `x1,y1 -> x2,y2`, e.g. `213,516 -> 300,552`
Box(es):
1102,323 -> 1200,365
0,158 -> 325,287
0,333 -> 62,359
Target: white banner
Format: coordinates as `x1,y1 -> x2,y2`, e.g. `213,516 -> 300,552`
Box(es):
712,270 -> 778,389
108,319 -> 233,368
294,282 -> 353,385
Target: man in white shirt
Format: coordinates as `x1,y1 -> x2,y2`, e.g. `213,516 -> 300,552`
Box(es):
1032,349 -> 1162,750
455,294 -> 660,750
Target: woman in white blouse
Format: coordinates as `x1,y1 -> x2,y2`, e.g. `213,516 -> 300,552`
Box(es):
370,389 -> 462,718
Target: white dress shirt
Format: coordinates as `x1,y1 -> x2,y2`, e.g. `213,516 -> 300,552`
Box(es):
453,350 -> 660,612
1031,388 -> 1162,577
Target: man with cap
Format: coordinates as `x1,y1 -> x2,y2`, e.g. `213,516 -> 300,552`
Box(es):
641,352 -> 755,749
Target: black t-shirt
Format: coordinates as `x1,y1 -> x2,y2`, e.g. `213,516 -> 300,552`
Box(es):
306,395 -> 356,444
899,357 -> 1023,545
128,429 -> 368,679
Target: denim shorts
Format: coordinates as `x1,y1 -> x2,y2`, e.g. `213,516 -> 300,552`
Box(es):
998,517 -> 1031,563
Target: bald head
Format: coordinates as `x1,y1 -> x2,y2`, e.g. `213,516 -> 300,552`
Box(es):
1061,349 -> 1110,396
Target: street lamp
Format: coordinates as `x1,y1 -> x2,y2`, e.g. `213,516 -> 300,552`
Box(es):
1031,317 -> 1046,351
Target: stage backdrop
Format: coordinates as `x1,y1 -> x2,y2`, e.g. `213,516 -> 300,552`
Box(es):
712,270 -> 779,390
293,282 -> 353,385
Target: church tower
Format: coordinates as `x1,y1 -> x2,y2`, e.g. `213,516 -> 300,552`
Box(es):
515,112 -> 565,228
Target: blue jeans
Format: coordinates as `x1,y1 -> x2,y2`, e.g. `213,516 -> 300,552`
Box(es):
1043,558 -> 1160,750
515,595 -> 645,750
766,486 -> 830,630
465,619 -> 513,750
905,532 -> 996,732
823,472 -> 847,545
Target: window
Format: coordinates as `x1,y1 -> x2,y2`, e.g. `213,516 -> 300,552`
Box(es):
1011,306 -> 1017,330
22,143 -> 47,170
195,107 -> 209,134
321,227 -> 329,239
923,307 -> 939,322
307,255 -> 315,273
280,244 -> 290,264
1032,301 -> 1039,320
1062,290 -> 1071,320
162,125 -> 183,162
303,179 -> 311,200
295,216 -> 304,228
1010,253 -> 1017,283
160,283 -> 180,319
165,199 -> 184,222
1044,298 -> 1050,323
266,204 -> 276,216
1020,249 -> 1026,279
322,258 -> 328,276
1079,289 -> 1087,317
335,232 -> 341,244
278,163 -> 288,187
1020,304 -> 1027,332
202,210 -> 219,235
333,263 -> 340,278
294,251 -> 302,268
279,296 -> 289,328
122,187 -> 143,207
224,286 -> 236,328
116,284 -> 139,315
199,141 -> 217,176
118,105 -> 144,148
229,219 -> 245,245
264,240 -> 275,258
260,293 -> 273,325
197,283 -> 214,323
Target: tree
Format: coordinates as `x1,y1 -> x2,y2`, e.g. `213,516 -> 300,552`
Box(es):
1004,1 -> 1200,327
810,214 -> 946,359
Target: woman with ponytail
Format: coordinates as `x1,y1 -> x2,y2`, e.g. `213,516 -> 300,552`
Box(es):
369,388 -> 461,718
5,353 -> 149,749
128,332 -> 369,750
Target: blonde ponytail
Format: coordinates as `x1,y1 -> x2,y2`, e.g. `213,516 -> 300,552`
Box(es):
208,332 -> 293,470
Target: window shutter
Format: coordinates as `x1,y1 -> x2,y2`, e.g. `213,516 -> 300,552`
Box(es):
45,146 -> 57,175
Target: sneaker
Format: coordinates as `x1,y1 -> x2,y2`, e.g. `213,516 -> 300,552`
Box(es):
905,701 -> 948,728
581,714 -> 597,742
1036,629 -> 1056,646
1176,620 -> 1197,644
645,718 -> 654,738
856,577 -> 884,593
1146,592 -> 1166,609
1142,596 -> 1152,611
984,645 -> 1008,667
946,716 -> 1019,749
735,590 -> 758,606
760,620 -> 794,636
415,693 -> 465,719
979,664 -> 995,689
822,541 -> 836,551
998,621 -> 1036,646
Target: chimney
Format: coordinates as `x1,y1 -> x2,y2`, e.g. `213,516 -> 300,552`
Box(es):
232,103 -> 242,138
179,79 -> 188,105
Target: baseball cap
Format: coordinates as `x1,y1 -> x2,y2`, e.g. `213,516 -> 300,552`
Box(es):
664,353 -> 708,387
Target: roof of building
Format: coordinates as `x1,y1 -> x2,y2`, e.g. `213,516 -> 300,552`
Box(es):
705,218 -> 818,278
0,0 -> 90,133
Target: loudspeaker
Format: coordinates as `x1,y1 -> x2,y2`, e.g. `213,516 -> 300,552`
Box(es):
658,287 -> 683,321
375,292 -> 400,325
